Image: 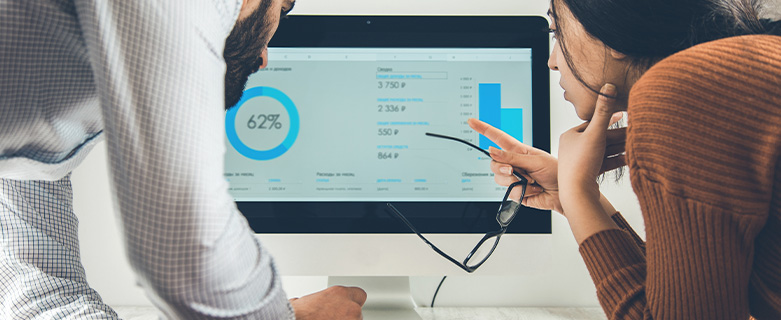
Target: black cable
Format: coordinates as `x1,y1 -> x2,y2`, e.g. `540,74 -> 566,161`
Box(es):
430,276 -> 447,308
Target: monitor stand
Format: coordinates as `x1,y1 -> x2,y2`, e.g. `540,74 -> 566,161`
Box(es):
328,276 -> 422,320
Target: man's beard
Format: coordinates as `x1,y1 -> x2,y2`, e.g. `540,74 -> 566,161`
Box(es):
223,0 -> 273,110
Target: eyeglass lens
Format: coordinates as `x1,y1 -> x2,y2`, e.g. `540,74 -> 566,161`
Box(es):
498,181 -> 525,225
464,235 -> 499,268
498,199 -> 520,225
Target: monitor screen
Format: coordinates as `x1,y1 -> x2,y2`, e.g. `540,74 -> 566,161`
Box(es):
224,16 -> 551,234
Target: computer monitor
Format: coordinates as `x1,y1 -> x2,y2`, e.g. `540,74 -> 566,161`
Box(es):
223,15 -> 551,319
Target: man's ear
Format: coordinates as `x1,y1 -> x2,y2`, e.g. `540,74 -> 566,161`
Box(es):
238,0 -> 255,21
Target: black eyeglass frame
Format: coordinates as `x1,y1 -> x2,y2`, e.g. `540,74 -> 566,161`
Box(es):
386,132 -> 528,273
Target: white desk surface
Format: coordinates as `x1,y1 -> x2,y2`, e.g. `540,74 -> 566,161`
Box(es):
114,306 -> 607,320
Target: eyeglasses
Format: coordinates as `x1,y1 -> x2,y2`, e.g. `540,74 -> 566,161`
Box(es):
386,132 -> 528,273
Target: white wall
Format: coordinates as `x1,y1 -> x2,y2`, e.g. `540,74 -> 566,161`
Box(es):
764,1 -> 781,19
71,0 -> 644,308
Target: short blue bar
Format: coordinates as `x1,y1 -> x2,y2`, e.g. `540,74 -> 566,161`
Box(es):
501,109 -> 523,143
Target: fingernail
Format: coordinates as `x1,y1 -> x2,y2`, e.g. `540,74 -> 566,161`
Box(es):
489,146 -> 503,157
500,167 -> 512,175
601,83 -> 616,95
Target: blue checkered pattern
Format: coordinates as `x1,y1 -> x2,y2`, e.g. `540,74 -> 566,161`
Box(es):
0,1 -> 293,319
1,175 -> 119,319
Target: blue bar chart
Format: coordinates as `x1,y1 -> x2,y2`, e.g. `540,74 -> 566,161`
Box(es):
478,83 -> 523,150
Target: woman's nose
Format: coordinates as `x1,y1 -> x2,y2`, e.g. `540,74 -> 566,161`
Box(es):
548,41 -> 560,71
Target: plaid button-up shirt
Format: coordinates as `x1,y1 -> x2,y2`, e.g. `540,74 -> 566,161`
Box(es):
0,1 -> 292,319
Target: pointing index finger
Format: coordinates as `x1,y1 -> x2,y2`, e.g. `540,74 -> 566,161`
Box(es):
468,118 -> 538,155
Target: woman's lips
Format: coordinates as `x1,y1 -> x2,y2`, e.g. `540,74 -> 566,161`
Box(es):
560,82 -> 568,101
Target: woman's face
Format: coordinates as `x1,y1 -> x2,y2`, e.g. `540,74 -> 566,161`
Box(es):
548,2 -> 633,120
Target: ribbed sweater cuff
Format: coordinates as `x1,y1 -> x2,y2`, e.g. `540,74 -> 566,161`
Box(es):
610,212 -> 632,230
578,228 -> 645,285
611,212 -> 646,253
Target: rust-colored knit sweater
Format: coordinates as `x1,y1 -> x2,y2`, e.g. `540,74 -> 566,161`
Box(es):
578,35 -> 781,319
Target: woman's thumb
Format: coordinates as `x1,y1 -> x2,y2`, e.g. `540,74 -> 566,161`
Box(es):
587,83 -> 618,133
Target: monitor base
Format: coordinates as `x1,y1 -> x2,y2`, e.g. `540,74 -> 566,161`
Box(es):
328,276 -> 422,320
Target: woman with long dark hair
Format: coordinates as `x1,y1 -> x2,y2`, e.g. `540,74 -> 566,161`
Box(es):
470,0 -> 781,318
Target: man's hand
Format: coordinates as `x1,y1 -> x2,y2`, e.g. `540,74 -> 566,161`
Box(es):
289,286 -> 367,320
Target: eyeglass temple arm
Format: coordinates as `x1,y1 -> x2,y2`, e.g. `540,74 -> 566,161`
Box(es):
385,203 -> 474,273
425,132 -> 528,183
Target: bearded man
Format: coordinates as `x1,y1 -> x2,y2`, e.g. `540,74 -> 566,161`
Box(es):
0,1 -> 365,319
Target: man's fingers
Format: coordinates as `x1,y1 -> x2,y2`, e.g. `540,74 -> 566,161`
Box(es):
346,287 -> 368,306
585,83 -> 618,135
468,118 -> 539,155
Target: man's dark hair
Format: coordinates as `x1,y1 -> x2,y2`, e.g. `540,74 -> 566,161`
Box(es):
223,0 -> 273,110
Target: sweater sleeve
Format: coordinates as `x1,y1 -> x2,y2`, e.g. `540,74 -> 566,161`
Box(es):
610,212 -> 645,254
578,35 -> 781,320
580,184 -> 766,319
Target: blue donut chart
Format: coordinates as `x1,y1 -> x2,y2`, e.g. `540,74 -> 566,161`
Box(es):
226,87 -> 300,161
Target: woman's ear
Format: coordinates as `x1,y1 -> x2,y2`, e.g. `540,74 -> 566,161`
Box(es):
609,48 -> 628,60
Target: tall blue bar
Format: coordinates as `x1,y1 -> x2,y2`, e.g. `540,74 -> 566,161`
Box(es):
479,83 -> 501,150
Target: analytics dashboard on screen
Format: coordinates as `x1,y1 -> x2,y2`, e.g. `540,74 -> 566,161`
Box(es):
224,47 -> 534,203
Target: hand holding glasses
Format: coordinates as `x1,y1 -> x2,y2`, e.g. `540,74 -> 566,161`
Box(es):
386,133 -> 528,273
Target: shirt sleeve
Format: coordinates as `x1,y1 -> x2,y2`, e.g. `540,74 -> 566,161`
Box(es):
73,1 -> 294,319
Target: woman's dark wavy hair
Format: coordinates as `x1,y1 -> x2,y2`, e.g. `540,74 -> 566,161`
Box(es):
549,0 -> 779,181
550,0 -> 780,97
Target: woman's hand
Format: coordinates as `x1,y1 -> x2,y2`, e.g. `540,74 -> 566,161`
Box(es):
603,118 -> 627,173
558,84 -> 626,222
468,118 -> 563,213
